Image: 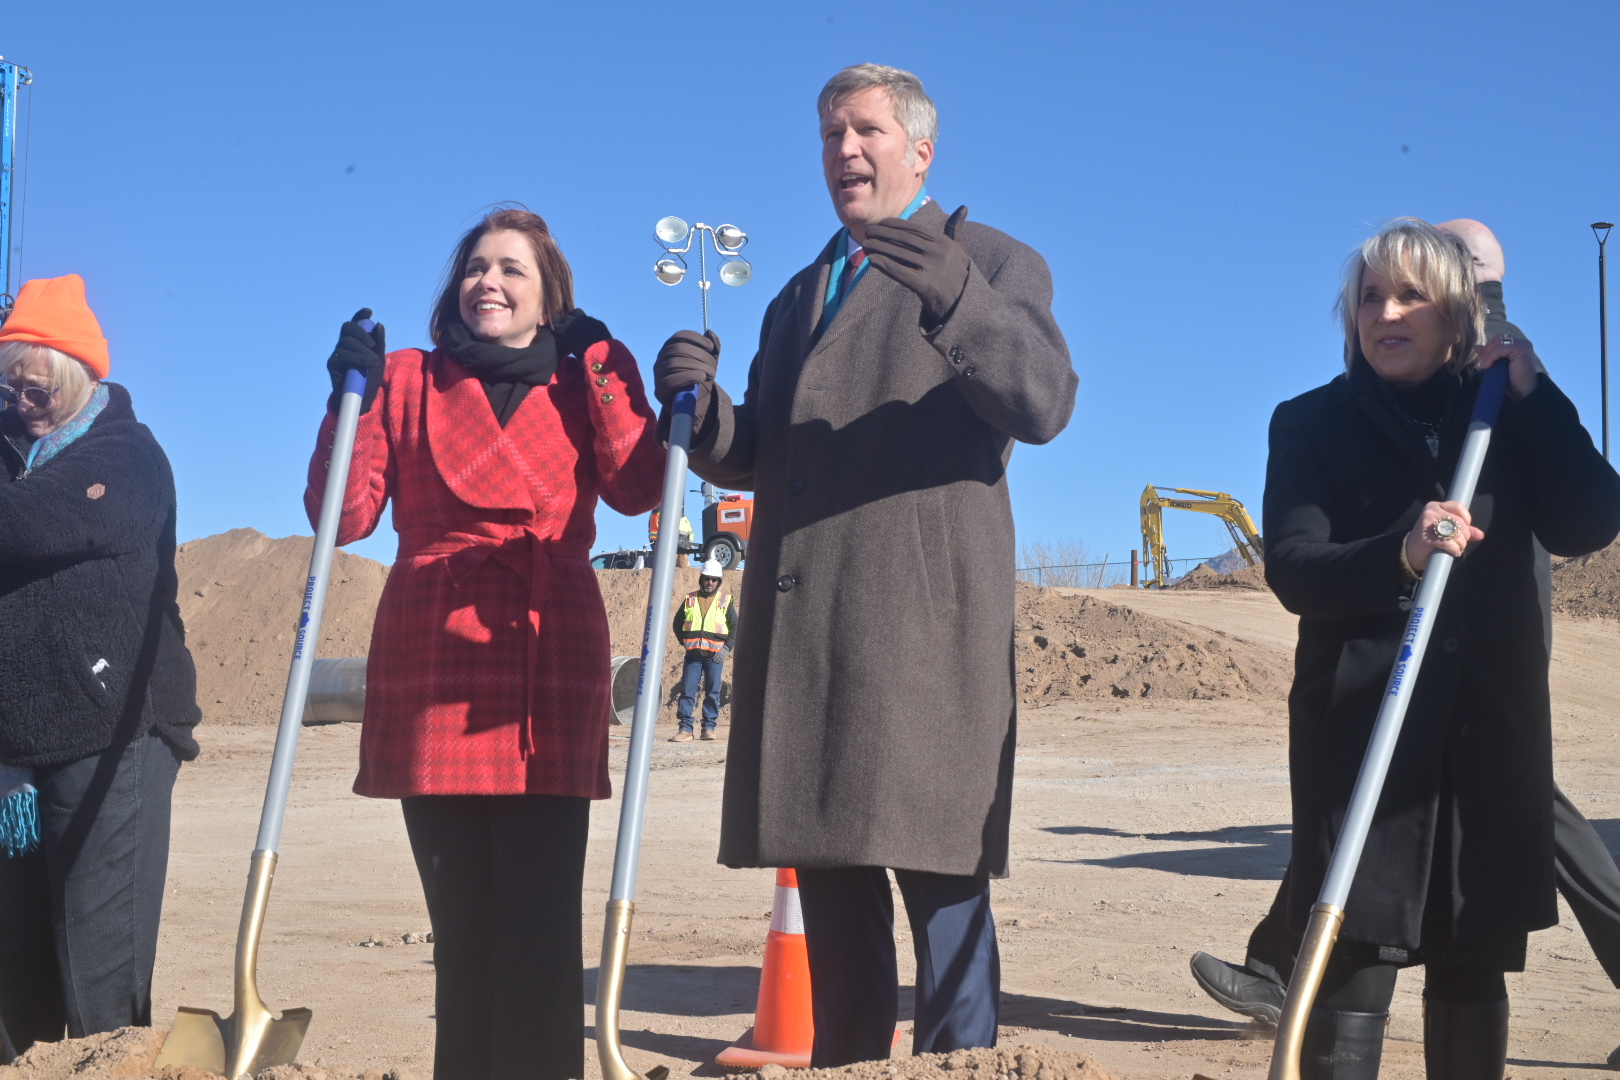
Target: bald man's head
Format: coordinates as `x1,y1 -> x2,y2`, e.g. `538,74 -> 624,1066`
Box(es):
1436,218 -> 1504,283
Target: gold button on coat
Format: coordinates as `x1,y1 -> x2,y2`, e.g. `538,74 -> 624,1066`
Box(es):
600,392 -> 615,404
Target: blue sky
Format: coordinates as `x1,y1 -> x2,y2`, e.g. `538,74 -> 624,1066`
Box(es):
5,1 -> 1616,567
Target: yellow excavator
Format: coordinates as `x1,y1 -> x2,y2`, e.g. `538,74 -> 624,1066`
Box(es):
1139,485 -> 1264,589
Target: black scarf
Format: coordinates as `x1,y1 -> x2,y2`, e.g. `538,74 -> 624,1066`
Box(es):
441,321 -> 560,428
1374,363 -> 1460,459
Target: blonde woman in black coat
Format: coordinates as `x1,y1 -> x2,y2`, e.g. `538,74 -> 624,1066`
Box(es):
1264,219 -> 1620,1078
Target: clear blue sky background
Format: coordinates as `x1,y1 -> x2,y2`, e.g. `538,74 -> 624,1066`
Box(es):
5,1 -> 1616,567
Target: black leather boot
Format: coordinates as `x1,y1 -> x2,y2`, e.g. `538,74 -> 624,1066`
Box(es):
1188,951 -> 1285,1027
1423,997 -> 1509,1080
1300,1009 -> 1387,1080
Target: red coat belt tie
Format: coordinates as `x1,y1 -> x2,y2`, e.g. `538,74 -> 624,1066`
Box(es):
397,529 -> 590,758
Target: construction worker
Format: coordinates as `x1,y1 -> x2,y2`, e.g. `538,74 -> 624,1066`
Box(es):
652,64 -> 1076,1066
1190,221 -> 1620,1061
648,504 -> 694,567
670,559 -> 736,742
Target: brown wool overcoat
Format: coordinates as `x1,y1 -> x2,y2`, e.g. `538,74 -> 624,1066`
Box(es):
687,200 -> 1077,877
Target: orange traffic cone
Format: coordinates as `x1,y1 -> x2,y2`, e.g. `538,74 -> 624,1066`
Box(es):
716,869 -> 903,1070
717,868 -> 815,1069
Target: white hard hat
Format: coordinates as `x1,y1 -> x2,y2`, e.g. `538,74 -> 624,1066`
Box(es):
699,558 -> 725,579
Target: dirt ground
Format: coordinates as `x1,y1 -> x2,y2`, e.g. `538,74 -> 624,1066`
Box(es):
113,584 -> 1620,1079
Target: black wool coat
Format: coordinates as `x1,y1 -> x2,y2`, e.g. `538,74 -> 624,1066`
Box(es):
688,200 -> 1077,877
1266,359 -> 1620,953
0,383 -> 201,767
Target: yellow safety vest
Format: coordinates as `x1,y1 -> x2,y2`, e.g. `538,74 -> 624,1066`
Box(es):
681,593 -> 732,656
649,512 -> 694,545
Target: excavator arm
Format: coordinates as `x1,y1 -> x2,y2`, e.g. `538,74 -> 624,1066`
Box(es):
1138,485 -> 1264,589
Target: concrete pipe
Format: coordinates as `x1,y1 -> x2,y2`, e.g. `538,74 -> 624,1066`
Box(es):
301,657 -> 368,725
609,655 -> 640,725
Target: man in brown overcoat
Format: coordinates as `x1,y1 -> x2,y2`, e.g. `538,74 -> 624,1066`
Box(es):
652,64 -> 1076,1066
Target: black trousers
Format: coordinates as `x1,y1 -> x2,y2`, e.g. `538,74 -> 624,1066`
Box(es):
796,867 -> 1000,1068
401,794 -> 590,1080
1246,784 -> 1620,987
0,732 -> 181,1062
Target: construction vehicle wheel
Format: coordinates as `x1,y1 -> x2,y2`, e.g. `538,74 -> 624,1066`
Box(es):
701,535 -> 742,570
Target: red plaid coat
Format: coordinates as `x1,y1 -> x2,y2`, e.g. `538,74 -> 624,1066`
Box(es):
304,340 -> 664,799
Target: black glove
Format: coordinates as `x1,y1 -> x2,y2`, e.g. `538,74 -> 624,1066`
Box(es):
862,204 -> 972,324
653,330 -> 721,418
326,308 -> 386,414
551,308 -> 612,358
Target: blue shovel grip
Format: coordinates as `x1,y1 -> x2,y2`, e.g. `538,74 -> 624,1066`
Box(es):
1470,360 -> 1511,427
343,317 -> 379,398
674,385 -> 699,416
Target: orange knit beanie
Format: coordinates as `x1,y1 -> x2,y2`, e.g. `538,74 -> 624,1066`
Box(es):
0,275 -> 110,379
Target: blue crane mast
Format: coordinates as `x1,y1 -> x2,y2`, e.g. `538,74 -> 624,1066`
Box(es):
0,56 -> 33,320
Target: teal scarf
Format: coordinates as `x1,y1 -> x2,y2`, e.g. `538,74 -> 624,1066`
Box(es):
0,766 -> 38,857
25,382 -> 109,474
817,187 -> 931,334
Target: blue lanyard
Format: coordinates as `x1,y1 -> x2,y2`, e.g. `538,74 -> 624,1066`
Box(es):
819,186 -> 930,332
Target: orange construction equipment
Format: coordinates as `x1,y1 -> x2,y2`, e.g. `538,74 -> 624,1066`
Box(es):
717,868 -> 815,1070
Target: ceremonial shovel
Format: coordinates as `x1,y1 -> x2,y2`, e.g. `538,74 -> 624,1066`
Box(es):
593,384 -> 699,1080
1268,360 -> 1510,1080
157,344 -> 375,1079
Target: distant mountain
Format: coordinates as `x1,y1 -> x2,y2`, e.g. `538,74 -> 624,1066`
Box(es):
1202,546 -> 1260,574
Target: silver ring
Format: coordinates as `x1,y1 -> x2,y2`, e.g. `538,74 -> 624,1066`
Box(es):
1500,333 -> 1514,346
1430,517 -> 1460,542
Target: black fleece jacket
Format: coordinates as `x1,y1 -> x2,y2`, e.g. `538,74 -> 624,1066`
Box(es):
0,383 -> 201,766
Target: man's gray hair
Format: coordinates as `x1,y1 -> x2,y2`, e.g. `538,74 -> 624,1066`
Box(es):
817,64 -> 938,165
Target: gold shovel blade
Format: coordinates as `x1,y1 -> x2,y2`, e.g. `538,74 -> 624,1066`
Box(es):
155,1004 -> 312,1078
156,852 -> 312,1078
155,1007 -> 228,1072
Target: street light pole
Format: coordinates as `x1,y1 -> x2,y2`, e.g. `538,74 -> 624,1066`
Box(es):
1595,222 -> 1613,461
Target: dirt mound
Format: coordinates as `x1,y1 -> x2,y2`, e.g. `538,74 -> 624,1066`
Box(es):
1552,542 -> 1620,619
0,1027 -> 412,1080
173,529 -> 736,728
173,525 -> 1287,727
1170,562 -> 1269,591
1015,581 -> 1288,703
595,567 -> 741,725
175,529 -> 390,726
753,1045 -> 1119,1080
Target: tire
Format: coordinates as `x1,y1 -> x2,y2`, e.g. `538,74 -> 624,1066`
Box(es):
701,535 -> 742,570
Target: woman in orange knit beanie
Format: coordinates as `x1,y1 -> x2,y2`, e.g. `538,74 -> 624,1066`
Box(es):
0,275 -> 201,1061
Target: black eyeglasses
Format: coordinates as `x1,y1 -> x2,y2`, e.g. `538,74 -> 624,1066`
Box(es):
0,383 -> 58,409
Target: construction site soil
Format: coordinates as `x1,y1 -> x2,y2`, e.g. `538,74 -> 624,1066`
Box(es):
33,530 -> 1614,1079
752,1046 -> 1120,1080
1013,583 -> 1289,705
1168,565 -> 1269,592
0,1026 -> 413,1080
1552,542 -> 1620,620
174,533 -> 1303,729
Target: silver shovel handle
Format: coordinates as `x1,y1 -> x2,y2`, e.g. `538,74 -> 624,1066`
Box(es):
609,385 -> 699,901
254,336 -> 374,855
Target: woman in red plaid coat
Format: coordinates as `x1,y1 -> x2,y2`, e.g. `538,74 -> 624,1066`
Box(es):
305,208 -> 664,1080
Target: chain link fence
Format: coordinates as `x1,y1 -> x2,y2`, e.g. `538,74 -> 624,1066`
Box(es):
1015,557 -> 1219,589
